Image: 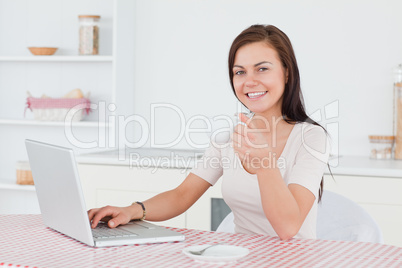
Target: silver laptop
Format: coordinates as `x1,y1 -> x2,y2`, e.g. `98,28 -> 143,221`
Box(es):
25,139 -> 185,247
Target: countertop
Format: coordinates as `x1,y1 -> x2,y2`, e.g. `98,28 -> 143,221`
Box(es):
77,147 -> 204,169
327,155 -> 402,178
77,148 -> 402,178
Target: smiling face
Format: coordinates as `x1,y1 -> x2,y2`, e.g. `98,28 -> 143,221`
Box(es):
232,41 -> 287,117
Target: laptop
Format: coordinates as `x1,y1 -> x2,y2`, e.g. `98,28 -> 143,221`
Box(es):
25,139 -> 185,247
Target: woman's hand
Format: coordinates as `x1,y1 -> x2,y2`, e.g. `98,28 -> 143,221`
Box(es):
232,113 -> 274,174
88,203 -> 142,229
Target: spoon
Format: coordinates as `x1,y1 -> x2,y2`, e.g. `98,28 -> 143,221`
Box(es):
188,243 -> 224,255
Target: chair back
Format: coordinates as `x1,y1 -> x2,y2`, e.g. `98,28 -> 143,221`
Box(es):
216,191 -> 384,243
317,191 -> 383,243
216,211 -> 234,233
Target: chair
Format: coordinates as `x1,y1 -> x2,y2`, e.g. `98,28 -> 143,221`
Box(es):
316,191 -> 383,243
216,191 -> 384,243
216,211 -> 235,233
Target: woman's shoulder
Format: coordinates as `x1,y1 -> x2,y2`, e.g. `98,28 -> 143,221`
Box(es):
292,121 -> 330,155
288,121 -> 328,150
294,121 -> 326,136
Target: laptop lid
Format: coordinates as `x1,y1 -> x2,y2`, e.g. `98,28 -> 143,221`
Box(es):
25,139 -> 95,246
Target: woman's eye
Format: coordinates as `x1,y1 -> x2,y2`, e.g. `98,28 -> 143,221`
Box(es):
235,70 -> 245,75
258,67 -> 268,72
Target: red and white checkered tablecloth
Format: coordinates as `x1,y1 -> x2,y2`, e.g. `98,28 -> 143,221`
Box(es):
0,215 -> 401,268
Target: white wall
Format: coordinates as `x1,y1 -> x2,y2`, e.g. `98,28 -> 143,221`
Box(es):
0,0 -> 115,180
0,0 -> 113,121
131,0 -> 402,156
1,0 -> 401,157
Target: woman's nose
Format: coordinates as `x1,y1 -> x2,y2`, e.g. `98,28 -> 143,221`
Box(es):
244,74 -> 258,87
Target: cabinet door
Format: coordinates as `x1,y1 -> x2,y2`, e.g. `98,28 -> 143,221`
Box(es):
185,177 -> 224,231
77,164 -> 187,228
323,174 -> 402,247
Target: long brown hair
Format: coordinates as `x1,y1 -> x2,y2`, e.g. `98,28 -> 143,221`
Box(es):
228,24 -> 325,202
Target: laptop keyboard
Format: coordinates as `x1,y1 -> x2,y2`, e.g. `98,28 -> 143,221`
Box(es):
92,223 -> 138,239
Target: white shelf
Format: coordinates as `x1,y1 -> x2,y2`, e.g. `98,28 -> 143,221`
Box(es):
0,56 -> 113,62
0,179 -> 35,192
0,119 -> 109,127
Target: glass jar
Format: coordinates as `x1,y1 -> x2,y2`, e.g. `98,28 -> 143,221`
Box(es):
16,161 -> 34,185
78,15 -> 100,55
394,64 -> 402,159
369,136 -> 395,159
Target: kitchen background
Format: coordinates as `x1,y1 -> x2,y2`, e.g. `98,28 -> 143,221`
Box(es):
1,0 -> 402,175
1,0 -> 402,247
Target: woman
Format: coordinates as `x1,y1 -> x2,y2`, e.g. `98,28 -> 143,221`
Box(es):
88,24 -> 330,240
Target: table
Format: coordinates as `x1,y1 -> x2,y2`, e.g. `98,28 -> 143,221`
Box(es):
0,215 -> 401,268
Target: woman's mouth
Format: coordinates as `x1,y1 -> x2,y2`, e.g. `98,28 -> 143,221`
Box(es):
246,91 -> 267,99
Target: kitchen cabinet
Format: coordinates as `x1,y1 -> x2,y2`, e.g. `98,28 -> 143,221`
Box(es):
76,147 -> 206,229
182,169 -> 402,247
0,0 -> 135,207
323,174 -> 402,247
320,156 -> 402,247
186,157 -> 402,248
77,161 -> 226,231
77,163 -> 190,229
76,155 -> 402,247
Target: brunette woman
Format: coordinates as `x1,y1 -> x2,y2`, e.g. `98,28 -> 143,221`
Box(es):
88,24 -> 330,240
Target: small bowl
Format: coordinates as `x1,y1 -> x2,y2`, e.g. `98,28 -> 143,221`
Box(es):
28,47 -> 58,56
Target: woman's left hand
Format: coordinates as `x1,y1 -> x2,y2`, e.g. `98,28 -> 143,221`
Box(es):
232,113 -> 274,174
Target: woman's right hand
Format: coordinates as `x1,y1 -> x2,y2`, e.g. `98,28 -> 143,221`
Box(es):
88,204 -> 142,229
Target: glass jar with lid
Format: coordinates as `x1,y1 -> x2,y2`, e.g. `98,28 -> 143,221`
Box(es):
369,135 -> 395,159
78,15 -> 100,55
393,64 -> 402,159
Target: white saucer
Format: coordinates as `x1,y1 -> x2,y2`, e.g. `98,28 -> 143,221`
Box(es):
182,244 -> 249,263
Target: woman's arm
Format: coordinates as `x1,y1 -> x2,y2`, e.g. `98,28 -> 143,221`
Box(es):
88,172 -> 211,228
256,168 -> 315,240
